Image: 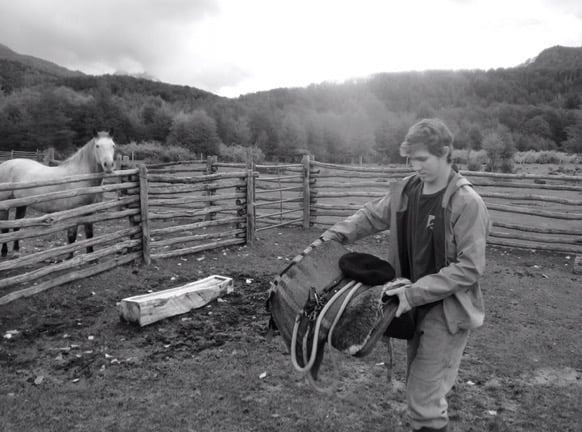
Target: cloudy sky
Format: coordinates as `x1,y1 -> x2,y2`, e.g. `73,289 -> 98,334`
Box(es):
1,0 -> 581,98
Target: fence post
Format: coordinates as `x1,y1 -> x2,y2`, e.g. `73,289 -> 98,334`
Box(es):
246,159 -> 255,244
205,155 -> 218,221
138,165 -> 151,265
309,158 -> 317,227
302,155 -> 311,229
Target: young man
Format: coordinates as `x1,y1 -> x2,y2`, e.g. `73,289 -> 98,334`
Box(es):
319,119 -> 490,432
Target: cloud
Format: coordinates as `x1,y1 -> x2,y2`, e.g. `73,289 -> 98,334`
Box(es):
0,0 -> 222,80
1,0 -> 581,97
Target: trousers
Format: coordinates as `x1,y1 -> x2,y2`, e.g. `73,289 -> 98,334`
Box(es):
406,302 -> 469,431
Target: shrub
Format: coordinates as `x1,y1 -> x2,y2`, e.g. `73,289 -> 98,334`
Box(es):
117,141 -> 198,163
513,150 -> 581,165
219,143 -> 265,163
500,159 -> 515,173
452,149 -> 469,165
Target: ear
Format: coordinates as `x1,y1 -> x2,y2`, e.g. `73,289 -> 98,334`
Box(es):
108,128 -> 114,137
441,146 -> 451,159
93,128 -> 98,137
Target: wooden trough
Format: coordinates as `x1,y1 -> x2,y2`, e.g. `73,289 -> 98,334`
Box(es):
118,275 -> 234,326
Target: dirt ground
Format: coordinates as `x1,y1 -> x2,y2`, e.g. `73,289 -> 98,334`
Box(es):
0,227 -> 580,432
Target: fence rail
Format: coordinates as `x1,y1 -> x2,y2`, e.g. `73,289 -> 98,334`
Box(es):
308,158 -> 582,255
0,156 -> 580,305
0,149 -> 44,162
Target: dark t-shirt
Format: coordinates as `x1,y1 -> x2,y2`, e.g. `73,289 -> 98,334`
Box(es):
406,180 -> 447,282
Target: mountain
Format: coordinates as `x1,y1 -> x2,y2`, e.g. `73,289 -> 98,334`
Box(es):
0,43 -> 84,78
523,45 -> 582,69
0,42 -> 217,102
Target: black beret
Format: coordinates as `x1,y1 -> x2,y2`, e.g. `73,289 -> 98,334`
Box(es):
338,252 -> 396,286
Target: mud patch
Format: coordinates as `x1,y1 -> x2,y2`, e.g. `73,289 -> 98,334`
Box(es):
524,367 -> 581,386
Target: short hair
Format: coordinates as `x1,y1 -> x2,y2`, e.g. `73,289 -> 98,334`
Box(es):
400,118 -> 454,163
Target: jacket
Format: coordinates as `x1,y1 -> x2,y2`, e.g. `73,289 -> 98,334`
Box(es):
322,171 -> 491,334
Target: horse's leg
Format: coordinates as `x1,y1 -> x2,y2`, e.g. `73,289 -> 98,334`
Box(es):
13,206 -> 26,255
84,223 -> 94,254
0,209 -> 8,257
66,225 -> 78,260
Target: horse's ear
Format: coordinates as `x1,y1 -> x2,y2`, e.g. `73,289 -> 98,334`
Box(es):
108,128 -> 114,137
92,128 -> 98,137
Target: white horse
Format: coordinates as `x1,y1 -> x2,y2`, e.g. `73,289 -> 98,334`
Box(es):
0,130 -> 116,257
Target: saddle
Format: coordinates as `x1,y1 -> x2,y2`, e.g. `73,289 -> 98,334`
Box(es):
266,239 -> 416,388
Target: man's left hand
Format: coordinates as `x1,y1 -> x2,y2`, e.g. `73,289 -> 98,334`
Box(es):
382,278 -> 412,317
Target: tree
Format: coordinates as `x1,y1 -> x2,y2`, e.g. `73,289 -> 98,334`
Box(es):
468,125 -> 483,151
415,101 -> 435,120
344,111 -> 375,163
277,112 -> 307,160
483,126 -> 515,173
0,103 -> 33,150
141,104 -> 172,142
27,89 -> 76,152
166,110 -> 221,156
562,117 -> 582,154
522,115 -> 552,140
374,112 -> 415,163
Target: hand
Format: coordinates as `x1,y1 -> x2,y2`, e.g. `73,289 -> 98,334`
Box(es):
382,278 -> 412,317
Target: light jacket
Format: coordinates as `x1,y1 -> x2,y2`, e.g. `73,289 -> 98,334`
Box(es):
322,171 -> 491,334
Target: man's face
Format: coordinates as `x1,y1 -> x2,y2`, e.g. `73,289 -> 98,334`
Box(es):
408,147 -> 449,185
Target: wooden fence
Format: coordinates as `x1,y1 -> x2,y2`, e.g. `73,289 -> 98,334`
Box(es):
0,169 -> 142,305
308,159 -> 582,255
144,159 -> 247,259
0,156 -> 580,305
0,149 -> 44,162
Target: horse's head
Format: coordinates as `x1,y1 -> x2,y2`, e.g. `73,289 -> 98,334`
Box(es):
92,130 -> 116,173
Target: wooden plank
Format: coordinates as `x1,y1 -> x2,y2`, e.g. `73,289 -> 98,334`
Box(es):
150,216 -> 244,236
485,202 -> 582,220
311,160 -> 413,173
0,208 -> 139,244
0,239 -> 141,289
0,226 -> 141,273
0,182 -> 137,211
246,165 -> 255,244
152,228 -> 244,248
0,169 -> 138,192
461,170 -> 582,182
138,165 -> 151,265
150,238 -> 245,259
302,155 -> 311,229
118,275 -> 234,326
147,172 -> 247,184
0,195 -> 139,230
0,252 -> 140,306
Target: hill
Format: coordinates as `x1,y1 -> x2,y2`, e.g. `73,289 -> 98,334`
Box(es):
0,42 -> 581,161
0,43 -> 84,78
524,45 -> 582,69
0,43 -> 217,103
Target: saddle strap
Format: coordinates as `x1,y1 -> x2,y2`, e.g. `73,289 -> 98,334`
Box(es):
290,280 -> 361,375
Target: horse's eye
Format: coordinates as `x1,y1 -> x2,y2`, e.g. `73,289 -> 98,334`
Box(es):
96,144 -> 100,148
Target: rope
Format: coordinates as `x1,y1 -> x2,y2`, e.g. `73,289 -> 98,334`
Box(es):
290,280 -> 357,373
290,280 -> 363,394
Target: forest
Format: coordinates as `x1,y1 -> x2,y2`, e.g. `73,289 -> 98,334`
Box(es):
1,45 -> 582,169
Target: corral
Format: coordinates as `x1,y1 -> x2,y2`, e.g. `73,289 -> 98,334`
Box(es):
0,160 -> 581,432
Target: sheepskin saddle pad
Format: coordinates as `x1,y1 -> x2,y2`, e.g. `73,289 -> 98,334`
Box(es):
266,239 -> 414,380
